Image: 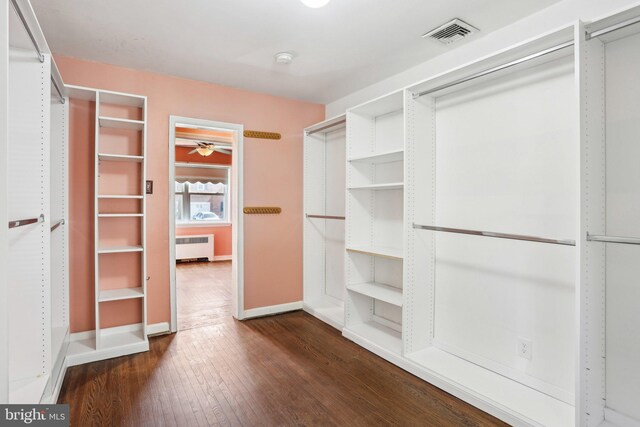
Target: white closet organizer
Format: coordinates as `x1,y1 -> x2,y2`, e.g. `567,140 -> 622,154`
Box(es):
4,0 -> 69,404
579,8 -> 640,427
303,115 -> 347,330
65,85 -> 149,366
343,91 -> 405,361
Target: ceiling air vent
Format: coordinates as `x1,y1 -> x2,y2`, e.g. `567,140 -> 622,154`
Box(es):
422,18 -> 479,45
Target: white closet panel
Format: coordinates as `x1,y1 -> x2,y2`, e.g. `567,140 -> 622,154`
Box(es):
0,0 -> 9,405
432,56 -> 576,400
7,48 -> 51,401
303,116 -> 347,329
603,29 -> 640,422
47,90 -> 69,398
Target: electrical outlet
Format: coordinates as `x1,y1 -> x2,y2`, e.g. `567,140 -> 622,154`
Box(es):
517,338 -> 533,360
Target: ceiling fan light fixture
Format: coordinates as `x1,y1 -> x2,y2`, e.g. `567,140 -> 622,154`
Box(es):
300,0 -> 330,8
196,146 -> 214,156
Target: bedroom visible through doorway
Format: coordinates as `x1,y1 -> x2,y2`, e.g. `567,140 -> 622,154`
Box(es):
169,117 -> 244,332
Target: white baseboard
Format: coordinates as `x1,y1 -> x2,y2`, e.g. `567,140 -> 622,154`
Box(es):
242,301 -> 302,319
71,322 -> 171,341
213,255 -> 232,261
605,408 -> 640,427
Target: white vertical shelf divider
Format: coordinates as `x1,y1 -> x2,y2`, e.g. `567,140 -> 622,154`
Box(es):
303,115 -> 347,330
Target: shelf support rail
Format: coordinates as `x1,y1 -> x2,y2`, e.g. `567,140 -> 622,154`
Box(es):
8,214 -> 45,229
306,119 -> 347,136
305,214 -> 346,220
413,223 -> 576,246
412,40 -> 574,99
586,233 -> 640,246
50,219 -> 65,232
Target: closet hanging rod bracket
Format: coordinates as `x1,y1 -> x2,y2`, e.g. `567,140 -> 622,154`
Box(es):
10,0 -> 45,63
586,232 -> 640,245
305,214 -> 346,220
8,214 -> 45,229
50,219 -> 65,232
306,119 -> 347,136
412,40 -> 574,99
413,223 -> 576,246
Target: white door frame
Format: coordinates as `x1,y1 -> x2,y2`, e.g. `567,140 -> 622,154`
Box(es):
168,115 -> 245,332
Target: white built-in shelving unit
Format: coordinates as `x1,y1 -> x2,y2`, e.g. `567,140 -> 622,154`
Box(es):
304,9 -> 640,423
4,0 -> 70,404
343,90 -> 405,361
64,85 -> 149,366
303,115 -> 347,330
578,9 -> 640,427
403,26 -> 577,427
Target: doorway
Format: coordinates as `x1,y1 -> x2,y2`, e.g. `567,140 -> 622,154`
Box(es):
169,116 -> 244,333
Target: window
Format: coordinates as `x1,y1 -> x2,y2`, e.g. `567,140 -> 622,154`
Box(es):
175,166 -> 230,225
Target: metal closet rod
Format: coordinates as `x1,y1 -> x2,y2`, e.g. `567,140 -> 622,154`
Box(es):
8,214 -> 45,229
412,40 -> 574,99
413,223 -> 576,246
587,233 -> 640,246
50,219 -> 65,232
11,0 -> 65,104
587,15 -> 640,40
10,0 -> 44,63
306,119 -> 346,136
306,214 -> 346,220
51,77 -> 65,104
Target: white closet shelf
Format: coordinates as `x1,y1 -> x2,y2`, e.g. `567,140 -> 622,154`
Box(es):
348,149 -> 404,164
101,329 -> 146,349
99,91 -> 145,108
302,299 -> 344,330
98,245 -> 144,254
98,213 -> 144,218
98,116 -> 145,131
347,282 -> 403,307
67,329 -> 149,367
9,375 -> 49,404
98,195 -> 144,199
346,245 -> 403,260
99,287 -> 144,302
98,153 -> 144,162
343,321 -> 402,355
406,347 -> 574,427
348,183 -> 404,191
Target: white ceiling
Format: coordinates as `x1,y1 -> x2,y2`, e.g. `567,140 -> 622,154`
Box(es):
31,0 -> 560,104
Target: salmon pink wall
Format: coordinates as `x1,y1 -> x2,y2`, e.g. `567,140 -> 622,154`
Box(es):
174,146 -> 232,258
59,55 -> 324,332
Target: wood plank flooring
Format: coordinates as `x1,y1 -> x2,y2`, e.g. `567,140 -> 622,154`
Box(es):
176,261 -> 231,331
58,311 -> 506,426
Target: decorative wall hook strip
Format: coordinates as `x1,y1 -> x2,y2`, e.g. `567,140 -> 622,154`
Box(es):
243,207 -> 282,215
244,130 -> 282,140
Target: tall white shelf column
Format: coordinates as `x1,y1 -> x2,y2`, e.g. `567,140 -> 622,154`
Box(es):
343,91 -> 405,362
66,86 -> 149,366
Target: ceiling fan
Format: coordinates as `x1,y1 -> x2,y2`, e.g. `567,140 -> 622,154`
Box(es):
188,141 -> 232,157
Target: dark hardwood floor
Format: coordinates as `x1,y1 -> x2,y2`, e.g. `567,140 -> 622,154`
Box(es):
58,311 -> 506,426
